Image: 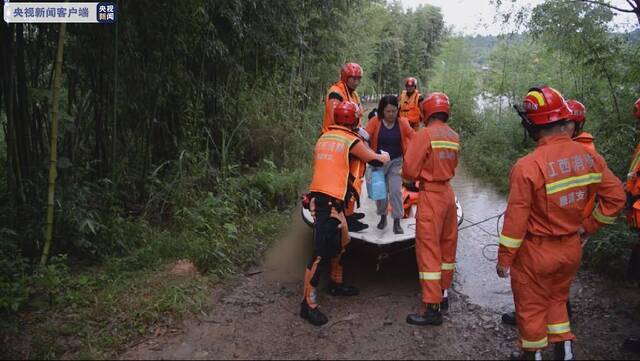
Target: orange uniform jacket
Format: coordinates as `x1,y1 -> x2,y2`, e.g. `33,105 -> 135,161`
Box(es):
573,131 -> 595,152
399,90 -> 422,126
309,126 -> 361,201
626,143 -> 640,197
322,81 -> 361,134
364,116 -> 415,156
498,135 -> 625,268
403,121 -> 459,184
573,132 -> 597,218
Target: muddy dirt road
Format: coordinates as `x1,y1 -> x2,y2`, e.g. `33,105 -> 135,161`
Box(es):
122,166 -> 640,360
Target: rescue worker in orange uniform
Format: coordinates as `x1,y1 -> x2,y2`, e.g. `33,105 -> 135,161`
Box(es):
322,63 -> 363,134
403,92 -> 460,326
623,98 -> 640,354
322,63 -> 368,232
399,77 -> 424,129
499,86 -> 625,360
624,98 -> 640,215
501,98 -> 594,328
567,100 -> 599,221
566,100 -> 595,152
302,101 -> 390,326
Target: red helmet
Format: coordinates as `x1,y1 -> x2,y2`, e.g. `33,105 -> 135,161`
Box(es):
405,77 -> 417,87
522,86 -> 571,125
566,99 -> 586,123
421,92 -> 450,121
333,101 -> 359,127
340,63 -> 363,83
634,98 -> 640,119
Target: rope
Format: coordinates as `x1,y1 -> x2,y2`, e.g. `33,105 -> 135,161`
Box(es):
459,210 -> 505,262
482,243 -> 499,262
458,212 -> 504,231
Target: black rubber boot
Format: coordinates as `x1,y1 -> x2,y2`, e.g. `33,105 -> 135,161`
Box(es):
300,301 -> 328,326
377,215 -> 387,230
624,337 -> 640,354
440,296 -> 449,312
510,350 -> 540,360
502,311 -> 517,326
553,341 -> 574,360
346,216 -> 368,232
351,212 -> 365,220
393,218 -> 404,234
328,282 -> 359,296
406,304 -> 443,326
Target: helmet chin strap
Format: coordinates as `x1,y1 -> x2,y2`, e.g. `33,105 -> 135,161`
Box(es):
573,122 -> 583,138
514,104 -> 540,142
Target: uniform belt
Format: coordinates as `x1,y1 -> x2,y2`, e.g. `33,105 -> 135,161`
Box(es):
310,192 -> 345,212
419,180 -> 450,192
527,232 -> 578,242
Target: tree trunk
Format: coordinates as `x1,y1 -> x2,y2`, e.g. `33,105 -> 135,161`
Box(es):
15,24 -> 31,186
112,12 -> 119,176
40,21 -> 67,267
2,23 -> 27,208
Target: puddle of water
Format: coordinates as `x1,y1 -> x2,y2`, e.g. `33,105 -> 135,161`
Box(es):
451,165 -> 514,313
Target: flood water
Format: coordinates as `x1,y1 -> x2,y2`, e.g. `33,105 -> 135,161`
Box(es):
451,165 -> 513,313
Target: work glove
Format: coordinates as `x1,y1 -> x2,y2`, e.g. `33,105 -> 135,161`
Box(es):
496,264 -> 510,278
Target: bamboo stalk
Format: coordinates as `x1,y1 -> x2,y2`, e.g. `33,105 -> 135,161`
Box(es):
112,5 -> 118,175
40,19 -> 67,267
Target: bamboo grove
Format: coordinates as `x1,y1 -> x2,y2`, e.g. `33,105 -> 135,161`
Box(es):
0,0 -> 446,313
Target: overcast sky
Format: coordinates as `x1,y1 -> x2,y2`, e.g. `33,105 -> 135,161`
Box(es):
400,0 -> 638,35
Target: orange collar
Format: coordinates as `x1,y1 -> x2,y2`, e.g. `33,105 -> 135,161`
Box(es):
537,134 -> 572,146
328,124 -> 358,136
426,119 -> 445,127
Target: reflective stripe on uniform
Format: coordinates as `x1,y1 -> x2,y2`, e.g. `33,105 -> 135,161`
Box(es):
629,153 -> 640,177
592,208 -> 616,224
441,263 -> 456,271
499,234 -> 523,249
521,336 -> 548,349
547,322 -> 571,335
545,172 -> 602,195
419,272 -> 442,280
431,141 -> 460,151
321,134 -> 355,145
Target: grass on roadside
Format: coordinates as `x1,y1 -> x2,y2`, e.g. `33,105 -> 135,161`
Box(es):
0,157 -> 304,359
1,211 -> 289,359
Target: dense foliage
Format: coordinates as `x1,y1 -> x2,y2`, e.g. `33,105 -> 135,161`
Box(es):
0,1 -> 445,357
4,0 -> 639,356
443,1 -> 640,275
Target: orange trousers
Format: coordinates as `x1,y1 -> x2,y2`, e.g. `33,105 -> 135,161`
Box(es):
511,234 -> 582,351
303,196 -> 351,308
415,184 -> 458,304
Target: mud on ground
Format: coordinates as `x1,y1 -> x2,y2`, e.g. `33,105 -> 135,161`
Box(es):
122,208 -> 640,360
